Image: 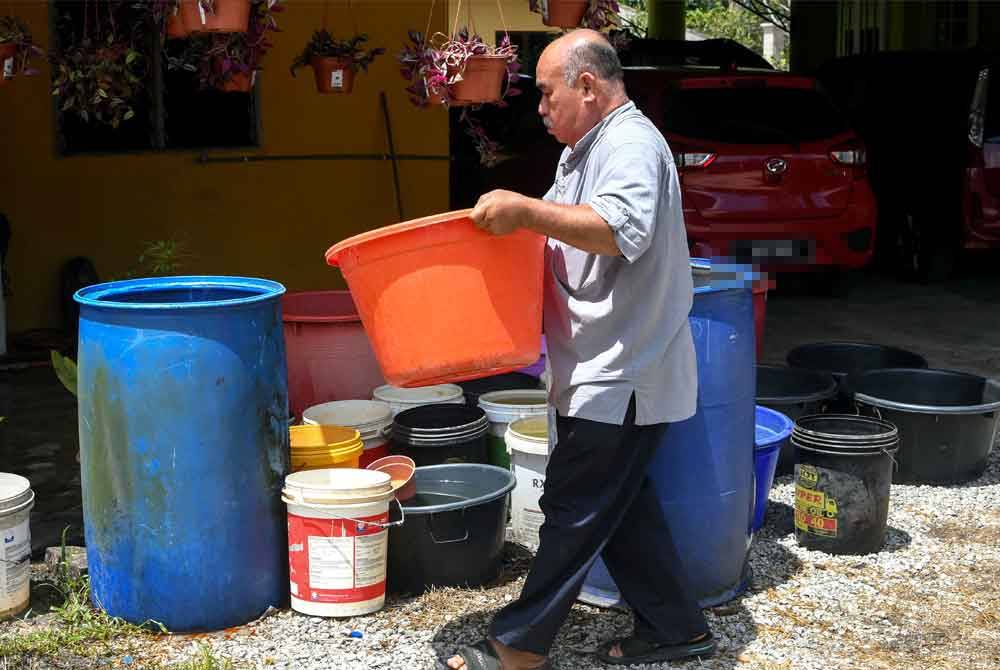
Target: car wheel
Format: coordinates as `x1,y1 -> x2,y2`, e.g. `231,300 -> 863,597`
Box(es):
896,212 -> 957,283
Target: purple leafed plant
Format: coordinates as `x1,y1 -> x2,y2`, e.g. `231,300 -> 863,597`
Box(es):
0,15 -> 46,77
167,0 -> 282,90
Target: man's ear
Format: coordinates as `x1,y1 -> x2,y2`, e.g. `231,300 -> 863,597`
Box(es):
579,72 -> 597,100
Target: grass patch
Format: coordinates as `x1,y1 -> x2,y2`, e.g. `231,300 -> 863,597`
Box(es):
173,643 -> 235,670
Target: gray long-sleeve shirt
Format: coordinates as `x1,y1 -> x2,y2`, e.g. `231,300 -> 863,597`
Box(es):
543,100 -> 698,426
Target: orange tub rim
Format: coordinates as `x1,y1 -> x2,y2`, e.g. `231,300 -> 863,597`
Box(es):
325,209 -> 474,267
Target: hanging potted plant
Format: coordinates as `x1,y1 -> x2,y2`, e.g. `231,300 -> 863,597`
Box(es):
50,6 -> 147,128
290,29 -> 384,95
168,0 -> 279,93
529,0 -> 621,30
0,16 -> 45,84
149,0 -> 189,40
179,0 -> 252,35
398,28 -> 518,107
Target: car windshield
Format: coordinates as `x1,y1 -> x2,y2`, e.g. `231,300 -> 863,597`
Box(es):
662,85 -> 851,144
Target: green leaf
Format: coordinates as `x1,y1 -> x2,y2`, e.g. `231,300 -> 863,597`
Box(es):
80,109 -> 89,122
123,109 -> 135,121
51,351 -> 79,398
126,51 -> 137,65
97,88 -> 108,98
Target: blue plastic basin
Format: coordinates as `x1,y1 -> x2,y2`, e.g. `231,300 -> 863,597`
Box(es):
753,405 -> 794,533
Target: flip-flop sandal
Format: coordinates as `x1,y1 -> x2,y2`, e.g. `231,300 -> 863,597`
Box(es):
438,639 -> 554,670
595,633 -> 718,665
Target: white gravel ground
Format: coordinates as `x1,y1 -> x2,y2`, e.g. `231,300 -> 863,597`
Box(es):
146,434 -> 1000,670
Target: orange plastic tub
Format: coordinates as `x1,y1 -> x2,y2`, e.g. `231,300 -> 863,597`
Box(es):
325,210 -> 545,388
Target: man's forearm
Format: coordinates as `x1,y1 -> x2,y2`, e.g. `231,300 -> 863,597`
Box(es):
521,199 -> 622,257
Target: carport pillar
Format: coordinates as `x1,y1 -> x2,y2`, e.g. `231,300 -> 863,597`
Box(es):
646,1 -> 685,40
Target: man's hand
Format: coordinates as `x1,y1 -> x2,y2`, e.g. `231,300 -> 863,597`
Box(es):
470,190 -> 533,236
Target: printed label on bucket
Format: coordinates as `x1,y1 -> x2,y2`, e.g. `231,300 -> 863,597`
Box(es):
331,70 -> 344,88
288,512 -> 388,603
794,464 -> 839,537
1,518 -> 31,605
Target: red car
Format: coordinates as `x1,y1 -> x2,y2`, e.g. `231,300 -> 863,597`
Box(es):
624,66 -> 877,278
965,60 -> 1000,253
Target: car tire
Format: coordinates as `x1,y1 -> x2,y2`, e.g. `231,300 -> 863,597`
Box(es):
896,212 -> 958,283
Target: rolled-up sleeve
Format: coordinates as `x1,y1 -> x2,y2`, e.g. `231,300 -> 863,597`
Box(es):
586,142 -> 665,262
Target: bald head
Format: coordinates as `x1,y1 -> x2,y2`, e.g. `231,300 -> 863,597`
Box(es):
557,30 -> 625,88
535,29 -> 630,147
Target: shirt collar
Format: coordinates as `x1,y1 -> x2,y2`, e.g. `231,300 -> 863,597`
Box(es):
565,100 -> 636,166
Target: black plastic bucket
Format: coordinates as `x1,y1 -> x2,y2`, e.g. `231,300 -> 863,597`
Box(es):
792,415 -> 899,556
851,368 -> 1000,485
387,464 -> 516,594
389,404 -> 489,466
457,372 -> 543,408
756,365 -> 838,475
786,342 -> 928,411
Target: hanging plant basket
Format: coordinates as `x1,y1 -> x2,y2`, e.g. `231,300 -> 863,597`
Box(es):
0,43 -> 15,85
541,0 -> 589,28
310,55 -> 355,94
449,54 -> 508,105
180,0 -> 251,34
166,11 -> 190,39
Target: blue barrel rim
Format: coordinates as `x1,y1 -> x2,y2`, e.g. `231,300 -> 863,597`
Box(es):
690,257 -> 761,296
74,275 -> 287,311
754,405 -> 794,450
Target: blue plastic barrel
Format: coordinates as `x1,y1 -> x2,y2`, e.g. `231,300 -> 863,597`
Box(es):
75,276 -> 290,632
580,260 -> 756,609
753,405 -> 794,533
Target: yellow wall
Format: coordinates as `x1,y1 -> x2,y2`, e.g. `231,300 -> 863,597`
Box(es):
446,1 -> 552,41
1,1 -> 451,333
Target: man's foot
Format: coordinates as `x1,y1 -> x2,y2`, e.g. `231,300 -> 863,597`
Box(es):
446,638 -> 549,670
598,632 -> 716,665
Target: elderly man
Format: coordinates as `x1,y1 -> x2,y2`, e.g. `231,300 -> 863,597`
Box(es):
446,29 -> 716,670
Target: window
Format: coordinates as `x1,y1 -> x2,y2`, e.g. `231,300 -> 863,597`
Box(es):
662,86 -> 851,144
50,0 -> 260,156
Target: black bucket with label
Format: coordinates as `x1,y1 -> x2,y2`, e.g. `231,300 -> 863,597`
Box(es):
389,404 -> 490,467
792,415 -> 899,556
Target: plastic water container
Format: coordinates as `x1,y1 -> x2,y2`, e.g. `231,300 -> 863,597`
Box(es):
478,390 -> 548,469
282,468 -> 400,617
75,276 -> 289,631
581,259 -> 756,609
282,291 -> 385,420
302,400 -> 393,468
505,416 -> 549,551
373,384 -> 465,417
0,473 -> 33,620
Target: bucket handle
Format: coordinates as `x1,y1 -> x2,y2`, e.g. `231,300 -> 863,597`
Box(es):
282,496 -> 406,529
428,509 -> 470,545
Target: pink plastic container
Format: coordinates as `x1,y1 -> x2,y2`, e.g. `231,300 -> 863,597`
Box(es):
282,291 -> 386,420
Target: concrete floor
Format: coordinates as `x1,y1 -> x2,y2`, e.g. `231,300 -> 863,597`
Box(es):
2,262 -> 998,557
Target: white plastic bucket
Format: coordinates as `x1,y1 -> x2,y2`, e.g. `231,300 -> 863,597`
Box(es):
372,384 -> 465,417
505,417 -> 549,552
478,390 -> 548,469
0,473 -> 34,620
282,468 -> 402,618
302,400 -> 393,467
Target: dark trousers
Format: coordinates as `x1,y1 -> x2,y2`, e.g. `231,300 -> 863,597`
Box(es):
490,397 -> 709,656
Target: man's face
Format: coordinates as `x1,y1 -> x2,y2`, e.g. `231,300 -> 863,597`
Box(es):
536,47 -> 585,147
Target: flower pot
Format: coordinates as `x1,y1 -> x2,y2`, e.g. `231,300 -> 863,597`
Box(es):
311,56 -> 355,94
166,11 -> 190,39
180,0 -> 250,33
0,43 -> 15,85
449,55 -> 509,105
542,0 -> 590,28
219,71 -> 254,93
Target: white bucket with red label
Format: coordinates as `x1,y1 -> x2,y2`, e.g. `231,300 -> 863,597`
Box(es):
282,468 -> 404,617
